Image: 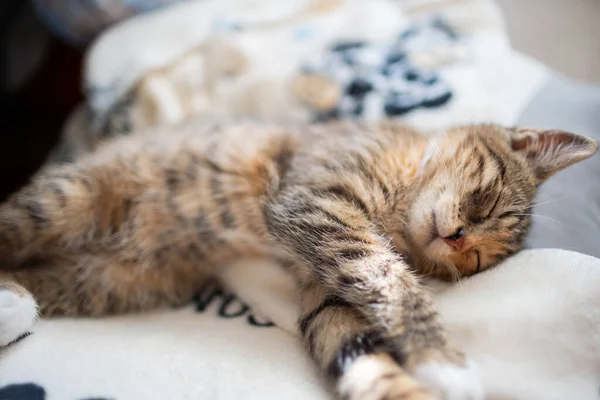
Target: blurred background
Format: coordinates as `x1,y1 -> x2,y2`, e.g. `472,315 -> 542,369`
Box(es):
497,0 -> 600,84
0,0 -> 598,202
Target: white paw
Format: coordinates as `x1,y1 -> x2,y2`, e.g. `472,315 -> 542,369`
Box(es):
415,360 -> 484,400
340,355 -> 433,400
0,289 -> 38,347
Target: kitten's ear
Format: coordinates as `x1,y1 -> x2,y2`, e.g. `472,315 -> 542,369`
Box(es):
510,128 -> 598,183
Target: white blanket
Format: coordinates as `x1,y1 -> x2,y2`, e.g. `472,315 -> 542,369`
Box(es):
50,0 -> 549,164
1,249 -> 599,400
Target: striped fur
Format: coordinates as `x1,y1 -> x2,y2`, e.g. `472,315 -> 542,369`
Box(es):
0,119 -> 596,399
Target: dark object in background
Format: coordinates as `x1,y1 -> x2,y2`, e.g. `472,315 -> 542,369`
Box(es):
0,1 -> 84,202
31,0 -> 191,47
0,383 -> 46,400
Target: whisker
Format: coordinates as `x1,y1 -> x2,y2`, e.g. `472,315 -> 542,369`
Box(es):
424,259 -> 436,277
449,261 -> 461,284
511,213 -> 578,232
532,179 -> 600,208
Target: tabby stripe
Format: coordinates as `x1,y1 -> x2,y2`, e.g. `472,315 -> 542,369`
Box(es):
165,168 -> 179,191
477,152 -> 486,171
482,141 -> 507,180
186,242 -> 206,260
165,168 -> 187,223
273,143 -> 294,179
480,183 -> 498,202
301,222 -> 346,238
194,211 -> 219,248
314,255 -> 340,271
48,183 -> 67,208
469,151 -> 485,180
291,218 -> 349,241
122,198 -> 133,220
338,274 -> 364,287
313,186 -> 370,216
319,207 -> 354,229
293,202 -> 354,230
26,202 -> 47,230
375,177 -> 392,203
299,295 -> 353,336
327,330 -> 387,378
338,233 -> 376,246
210,174 -> 236,229
337,247 -> 371,261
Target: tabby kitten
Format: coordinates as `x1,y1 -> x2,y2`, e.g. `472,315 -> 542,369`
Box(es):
0,120 -> 596,399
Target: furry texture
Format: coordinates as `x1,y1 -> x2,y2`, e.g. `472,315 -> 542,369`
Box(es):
0,119 -> 596,399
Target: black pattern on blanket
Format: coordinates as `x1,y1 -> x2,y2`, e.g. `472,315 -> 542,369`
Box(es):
303,16 -> 456,121
0,383 -> 111,400
3,284 -> 274,349
51,0 -> 544,167
100,15 -> 459,137
193,282 -> 275,328
0,285 -> 273,400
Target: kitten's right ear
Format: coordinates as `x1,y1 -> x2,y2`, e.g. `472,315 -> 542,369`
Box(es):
510,128 -> 598,184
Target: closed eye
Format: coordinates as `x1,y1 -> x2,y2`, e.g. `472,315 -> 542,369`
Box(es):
488,188 -> 503,216
472,188 -> 503,224
498,211 -> 516,219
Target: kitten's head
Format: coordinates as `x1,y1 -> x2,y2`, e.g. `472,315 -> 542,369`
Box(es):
406,124 -> 597,281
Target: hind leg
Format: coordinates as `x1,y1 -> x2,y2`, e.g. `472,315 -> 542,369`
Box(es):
0,164 -> 103,346
0,163 -> 134,265
0,254 -> 207,346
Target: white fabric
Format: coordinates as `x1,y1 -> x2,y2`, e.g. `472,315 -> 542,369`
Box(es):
2,249 -> 600,399
83,0 -> 549,134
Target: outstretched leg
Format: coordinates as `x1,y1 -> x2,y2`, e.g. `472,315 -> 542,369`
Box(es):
265,187 -> 484,399
298,281 -> 432,400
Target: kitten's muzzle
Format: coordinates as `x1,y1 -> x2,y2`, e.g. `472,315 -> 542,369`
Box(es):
441,228 -> 466,251
432,208 -> 466,251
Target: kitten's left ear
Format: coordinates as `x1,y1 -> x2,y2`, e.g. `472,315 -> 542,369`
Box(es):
510,128 -> 598,183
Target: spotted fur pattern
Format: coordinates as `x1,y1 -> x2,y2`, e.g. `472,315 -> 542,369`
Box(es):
0,120 -> 596,399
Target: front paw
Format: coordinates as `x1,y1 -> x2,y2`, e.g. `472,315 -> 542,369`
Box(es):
339,354 -> 434,400
412,349 -> 484,400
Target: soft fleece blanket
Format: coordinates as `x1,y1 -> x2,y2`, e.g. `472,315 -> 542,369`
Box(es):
2,250 -> 599,400
49,0 -> 549,162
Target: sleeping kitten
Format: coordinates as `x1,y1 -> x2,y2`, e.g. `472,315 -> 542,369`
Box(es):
0,120 -> 596,399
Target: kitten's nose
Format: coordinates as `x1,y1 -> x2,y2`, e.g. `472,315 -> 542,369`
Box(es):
442,228 -> 466,251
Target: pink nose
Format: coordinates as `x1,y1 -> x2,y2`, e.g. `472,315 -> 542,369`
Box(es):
441,228 -> 466,251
